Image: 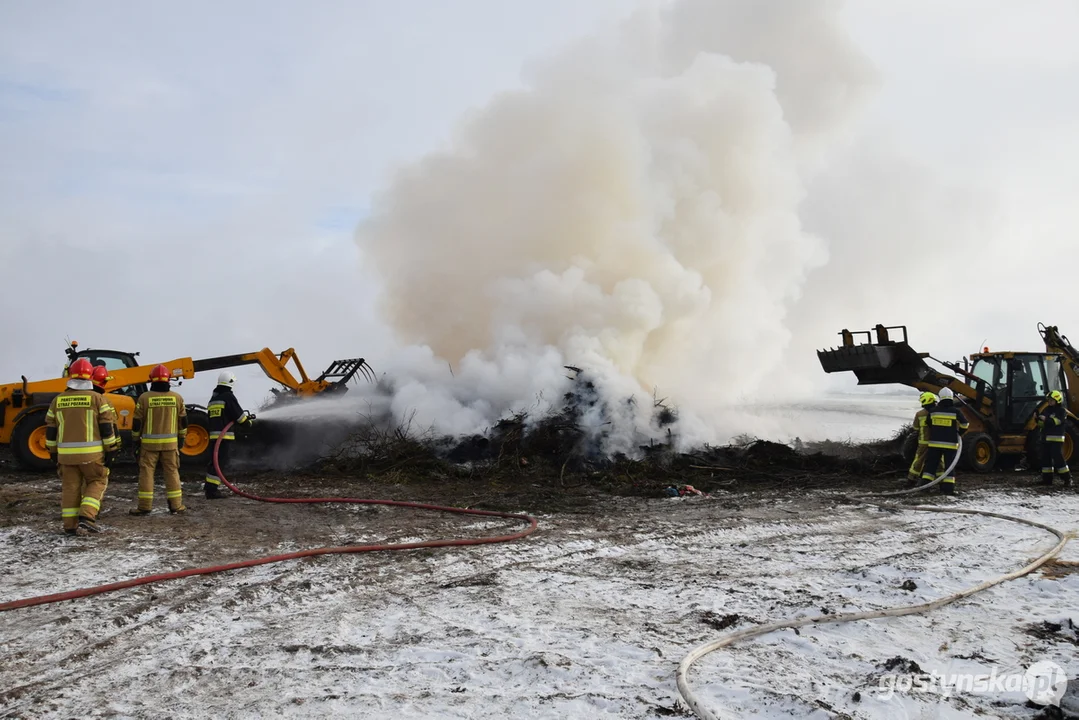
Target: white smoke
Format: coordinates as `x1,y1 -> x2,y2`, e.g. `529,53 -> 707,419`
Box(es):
344,0 -> 892,452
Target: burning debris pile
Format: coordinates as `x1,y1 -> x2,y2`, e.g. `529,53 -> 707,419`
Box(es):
289,370 -> 911,498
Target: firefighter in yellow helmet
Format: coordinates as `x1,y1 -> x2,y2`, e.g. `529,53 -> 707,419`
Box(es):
907,391 -> 940,482
44,358 -> 120,535
1036,390 -> 1072,486
130,364 -> 189,515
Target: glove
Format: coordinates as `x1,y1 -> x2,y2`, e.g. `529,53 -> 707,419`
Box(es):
49,452 -> 58,466
103,451 -> 116,468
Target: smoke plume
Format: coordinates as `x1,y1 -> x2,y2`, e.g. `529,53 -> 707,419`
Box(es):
346,0 -> 906,452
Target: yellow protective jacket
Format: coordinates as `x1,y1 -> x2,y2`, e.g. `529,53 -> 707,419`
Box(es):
913,406 -> 934,445
45,389 -> 119,464
133,389 -> 188,451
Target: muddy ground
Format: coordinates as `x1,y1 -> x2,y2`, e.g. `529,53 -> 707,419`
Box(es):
0,440 -> 1066,543
0,428 -> 1072,554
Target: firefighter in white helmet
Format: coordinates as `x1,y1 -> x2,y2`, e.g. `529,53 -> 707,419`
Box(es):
920,387 -> 967,494
204,371 -> 255,499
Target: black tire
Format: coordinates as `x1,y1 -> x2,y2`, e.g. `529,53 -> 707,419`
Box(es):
179,408 -> 212,468
10,408 -> 54,472
1065,420 -> 1079,464
994,453 -> 1020,470
960,432 -> 996,473
900,430 -> 919,466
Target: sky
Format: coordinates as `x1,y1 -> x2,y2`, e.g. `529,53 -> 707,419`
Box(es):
1,0 -> 1077,431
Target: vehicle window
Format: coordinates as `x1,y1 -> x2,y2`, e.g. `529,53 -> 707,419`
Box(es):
1044,357 -> 1064,393
84,355 -> 135,371
971,358 -> 997,392
1010,357 -> 1046,398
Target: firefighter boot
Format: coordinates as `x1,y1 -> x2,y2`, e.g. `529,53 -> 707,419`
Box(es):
204,483 -> 228,500
129,508 -> 152,516
1041,472 -> 1055,486
78,516 -> 101,533
939,482 -> 956,496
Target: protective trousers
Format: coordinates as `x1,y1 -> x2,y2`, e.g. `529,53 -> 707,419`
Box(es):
205,440 -> 231,492
1040,441 -> 1071,484
921,446 -> 957,493
59,462 -> 109,530
908,444 -> 944,480
137,449 -> 184,511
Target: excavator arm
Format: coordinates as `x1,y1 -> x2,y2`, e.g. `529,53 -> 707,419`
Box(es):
1038,323 -> 1079,411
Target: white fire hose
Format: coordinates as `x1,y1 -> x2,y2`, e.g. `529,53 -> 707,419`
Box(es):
675,437 -> 1074,719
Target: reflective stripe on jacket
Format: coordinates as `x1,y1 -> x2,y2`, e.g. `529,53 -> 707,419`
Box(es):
925,399 -> 969,450
44,390 -> 118,464
133,390 -> 188,451
914,406 -> 934,445
1041,404 -> 1067,443
207,386 -> 249,440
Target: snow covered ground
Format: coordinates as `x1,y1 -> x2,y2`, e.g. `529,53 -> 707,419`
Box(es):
2,485 -> 1077,719
733,391 -> 920,444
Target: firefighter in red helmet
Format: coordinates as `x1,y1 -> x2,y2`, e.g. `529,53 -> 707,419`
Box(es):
130,364 -> 189,515
90,365 -> 109,394
44,358 -> 120,535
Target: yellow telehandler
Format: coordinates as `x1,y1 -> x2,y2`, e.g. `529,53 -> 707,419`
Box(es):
817,323 -> 1079,473
0,341 -> 373,472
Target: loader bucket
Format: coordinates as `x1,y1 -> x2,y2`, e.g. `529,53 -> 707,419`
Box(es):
817,324 -> 936,386
316,357 -> 375,392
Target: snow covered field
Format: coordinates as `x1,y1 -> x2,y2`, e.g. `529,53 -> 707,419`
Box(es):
2,484 -> 1077,719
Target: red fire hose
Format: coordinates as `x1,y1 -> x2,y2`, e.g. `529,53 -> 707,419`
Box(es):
0,420 -> 539,612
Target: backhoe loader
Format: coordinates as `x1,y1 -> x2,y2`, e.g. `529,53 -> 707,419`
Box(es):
0,341 -> 374,472
817,323 -> 1079,473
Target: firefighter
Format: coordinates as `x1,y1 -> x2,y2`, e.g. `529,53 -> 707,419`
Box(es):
920,388 -> 969,494
130,364 -> 188,515
1036,390 -> 1072,486
907,391 -> 940,482
204,371 -> 255,499
44,358 -> 120,535
90,365 -> 109,394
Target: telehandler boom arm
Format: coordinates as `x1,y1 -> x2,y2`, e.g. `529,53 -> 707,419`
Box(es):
190,349 -> 373,396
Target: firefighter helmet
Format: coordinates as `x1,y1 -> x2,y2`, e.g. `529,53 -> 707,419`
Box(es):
217,371 -> 236,387
1050,390 -> 1064,404
919,391 -> 938,406
938,388 -> 954,400
91,365 -> 109,389
68,358 -> 94,380
149,364 -> 171,383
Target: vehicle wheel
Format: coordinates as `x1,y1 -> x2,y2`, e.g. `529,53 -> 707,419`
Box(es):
180,408 -> 212,468
900,430 -> 919,466
10,408 -> 55,472
1025,431 -> 1043,473
960,432 -> 996,473
994,453 -> 1020,470
1064,420 -> 1079,464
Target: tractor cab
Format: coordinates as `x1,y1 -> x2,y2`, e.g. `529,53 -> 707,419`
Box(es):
968,351 -> 1066,433
64,341 -> 144,399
